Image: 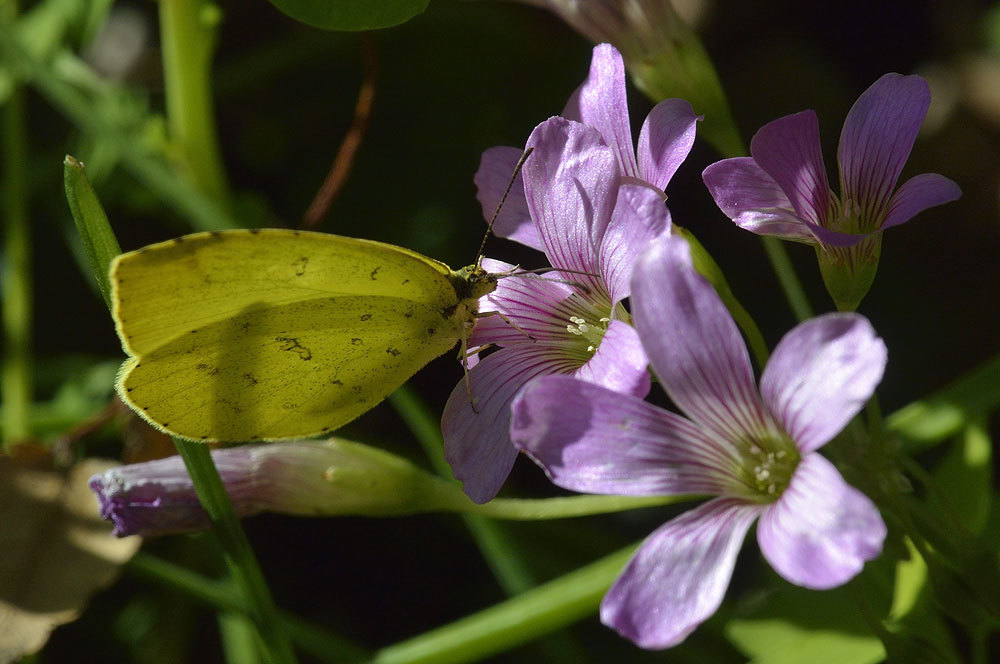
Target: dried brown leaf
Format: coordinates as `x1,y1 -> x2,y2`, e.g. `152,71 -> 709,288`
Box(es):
0,457 -> 140,662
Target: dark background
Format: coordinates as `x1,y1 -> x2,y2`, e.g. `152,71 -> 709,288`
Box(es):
21,0 -> 1000,661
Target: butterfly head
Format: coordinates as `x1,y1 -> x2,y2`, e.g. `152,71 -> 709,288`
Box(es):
450,264 -> 498,303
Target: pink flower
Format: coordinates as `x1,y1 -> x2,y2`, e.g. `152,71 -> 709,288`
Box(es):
511,234 -> 888,648
703,73 -> 960,309
442,44 -> 698,503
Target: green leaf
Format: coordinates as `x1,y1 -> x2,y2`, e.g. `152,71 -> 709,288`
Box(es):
887,353 -> 1000,451
726,585 -> 884,664
929,418 -> 993,535
267,0 -> 429,30
63,155 -> 121,311
886,539 -> 961,664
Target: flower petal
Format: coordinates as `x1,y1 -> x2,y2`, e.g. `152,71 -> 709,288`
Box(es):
474,146 -> 544,251
637,98 -> 698,190
576,43 -> 640,178
525,117 -> 619,289
600,184 -> 672,303
601,498 -> 761,649
442,345 -> 577,503
760,313 -> 886,453
758,453 -> 886,589
838,73 -> 930,227
750,110 -> 831,229
572,320 -> 650,398
631,235 -> 771,442
470,258 -> 576,348
511,375 -> 735,496
881,172 -> 962,230
702,157 -> 816,243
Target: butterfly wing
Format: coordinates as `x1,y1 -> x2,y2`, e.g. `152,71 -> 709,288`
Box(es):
112,229 -> 468,441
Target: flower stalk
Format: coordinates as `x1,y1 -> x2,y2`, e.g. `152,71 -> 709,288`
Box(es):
159,0 -> 231,208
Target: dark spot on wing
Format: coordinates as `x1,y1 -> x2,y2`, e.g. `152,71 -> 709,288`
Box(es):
402,278 -> 410,285
386,347 -> 401,357
250,229 -> 261,235
220,398 -> 242,414
350,338 -> 362,346
370,266 -> 381,280
239,320 -> 251,332
330,378 -> 343,386
292,256 -> 309,276
243,372 -> 258,386
360,313 -> 372,321
426,327 -> 436,336
209,231 -> 222,238
275,336 -> 312,360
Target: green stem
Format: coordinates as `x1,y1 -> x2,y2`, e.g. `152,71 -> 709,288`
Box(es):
389,385 -> 536,594
0,28 -> 236,230
1,0 -> 31,449
159,0 -> 230,207
760,236 -> 814,320
173,438 -> 298,664
369,544 -> 637,664
128,553 -> 369,663
465,494 -> 690,519
219,612 -> 263,664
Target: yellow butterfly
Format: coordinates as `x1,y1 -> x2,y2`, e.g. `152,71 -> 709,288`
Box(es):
111,229 -> 497,442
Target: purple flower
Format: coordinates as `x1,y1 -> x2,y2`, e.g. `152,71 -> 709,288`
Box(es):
474,43 -> 698,252
90,440 -> 456,537
510,234 -> 888,648
703,73 -> 960,309
443,46 -> 698,504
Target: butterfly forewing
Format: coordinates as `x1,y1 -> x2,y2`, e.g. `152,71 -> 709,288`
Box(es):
112,229 -> 458,356
112,229 -> 490,441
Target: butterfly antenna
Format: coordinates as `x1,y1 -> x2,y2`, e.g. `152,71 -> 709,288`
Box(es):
476,146 -> 534,268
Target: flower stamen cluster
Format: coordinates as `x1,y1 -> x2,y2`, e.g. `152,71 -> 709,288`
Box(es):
566,314 -> 611,353
733,432 -> 800,500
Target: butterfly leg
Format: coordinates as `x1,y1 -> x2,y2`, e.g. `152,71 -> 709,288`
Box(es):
456,328 -> 483,414
474,309 -> 536,342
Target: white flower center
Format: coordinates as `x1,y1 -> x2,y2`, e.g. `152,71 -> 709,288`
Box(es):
566,315 -> 610,353
735,433 -> 800,502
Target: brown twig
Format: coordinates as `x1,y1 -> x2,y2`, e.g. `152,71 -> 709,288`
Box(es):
301,33 -> 377,229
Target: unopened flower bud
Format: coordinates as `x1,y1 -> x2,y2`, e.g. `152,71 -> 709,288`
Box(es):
90,439 -> 458,537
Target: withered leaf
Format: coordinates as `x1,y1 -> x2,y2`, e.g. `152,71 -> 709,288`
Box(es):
0,457 -> 140,661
